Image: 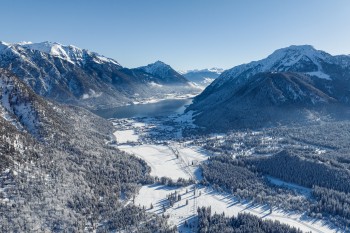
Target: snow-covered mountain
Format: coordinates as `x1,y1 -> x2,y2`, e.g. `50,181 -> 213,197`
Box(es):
0,68 -> 174,232
181,67 -> 223,88
137,61 -> 190,84
0,41 -> 198,109
188,45 -> 350,131
214,45 -> 333,87
0,68 -> 59,137
20,41 -> 121,66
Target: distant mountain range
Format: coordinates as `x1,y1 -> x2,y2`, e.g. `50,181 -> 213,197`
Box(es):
180,68 -> 223,88
0,41 -> 199,109
188,45 -> 350,131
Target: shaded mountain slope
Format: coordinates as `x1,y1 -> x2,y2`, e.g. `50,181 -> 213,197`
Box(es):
188,45 -> 350,131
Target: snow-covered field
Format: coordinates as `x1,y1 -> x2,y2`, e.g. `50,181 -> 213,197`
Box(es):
266,176 -> 312,198
135,185 -> 335,233
118,141 -> 209,180
118,144 -> 192,179
114,118 -> 338,233
113,130 -> 139,144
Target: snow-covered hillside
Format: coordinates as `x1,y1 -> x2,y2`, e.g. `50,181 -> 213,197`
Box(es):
189,45 -> 350,131
138,61 -> 192,85
21,41 -> 121,65
0,68 -> 176,232
0,41 -> 199,109
0,69 -> 51,136
215,45 -> 333,87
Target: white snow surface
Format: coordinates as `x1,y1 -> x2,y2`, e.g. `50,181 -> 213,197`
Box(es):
266,176 -> 312,197
0,76 -> 26,130
118,143 -> 207,180
112,109 -> 338,232
141,61 -> 172,76
110,94 -> 337,233
215,45 -> 336,87
81,89 -> 102,99
306,71 -> 331,80
136,184 -> 335,233
0,41 -> 121,66
149,81 -> 163,88
113,130 -> 139,144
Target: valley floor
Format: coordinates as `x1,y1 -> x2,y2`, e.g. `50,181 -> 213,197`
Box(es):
112,116 -> 339,233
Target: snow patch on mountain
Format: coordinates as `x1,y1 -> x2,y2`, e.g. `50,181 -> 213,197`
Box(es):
149,82 -> 163,88
0,41 -> 199,109
140,61 -> 172,76
216,45 -> 334,86
1,41 -> 121,66
0,73 -> 36,131
0,41 -> 10,52
259,45 -> 330,71
82,89 -> 102,99
306,71 -> 331,80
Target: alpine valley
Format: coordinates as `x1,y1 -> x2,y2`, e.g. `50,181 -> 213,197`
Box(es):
181,68 -> 223,89
0,41 -> 200,109
1,42 -> 350,233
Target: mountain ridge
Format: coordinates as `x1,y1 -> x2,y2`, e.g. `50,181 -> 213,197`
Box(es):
0,41 -> 199,109
188,45 -> 350,131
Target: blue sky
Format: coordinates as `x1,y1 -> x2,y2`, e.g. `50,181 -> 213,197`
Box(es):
1,0 -> 350,70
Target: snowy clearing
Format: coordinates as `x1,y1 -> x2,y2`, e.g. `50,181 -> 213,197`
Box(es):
266,176 -> 312,197
135,185 -> 336,233
118,144 -> 191,179
113,130 -> 139,144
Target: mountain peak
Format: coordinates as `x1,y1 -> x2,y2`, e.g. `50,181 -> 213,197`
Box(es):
268,44 -> 329,62
148,60 -> 172,69
279,44 -> 315,51
216,45 -> 333,86
138,61 -> 192,85
189,45 -> 350,131
154,60 -> 167,65
139,60 -> 173,75
2,41 -> 121,66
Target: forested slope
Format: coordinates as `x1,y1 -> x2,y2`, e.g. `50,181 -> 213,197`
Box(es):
0,69 -> 175,232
